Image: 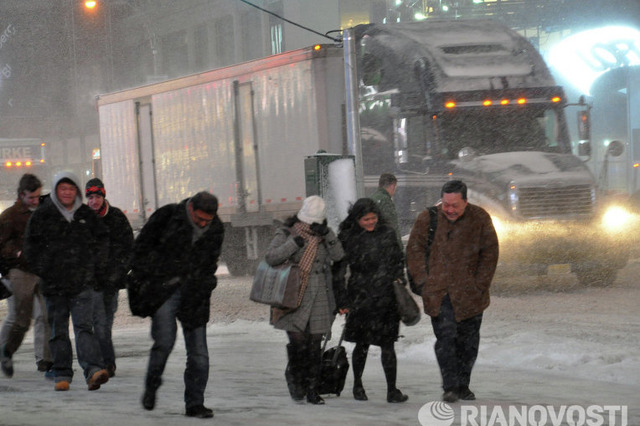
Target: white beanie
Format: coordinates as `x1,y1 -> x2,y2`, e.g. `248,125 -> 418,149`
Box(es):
297,195 -> 326,225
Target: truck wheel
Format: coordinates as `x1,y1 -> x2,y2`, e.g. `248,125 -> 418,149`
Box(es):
574,267 -> 618,287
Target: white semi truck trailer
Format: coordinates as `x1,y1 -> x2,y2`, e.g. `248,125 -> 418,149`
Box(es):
97,19 -> 633,284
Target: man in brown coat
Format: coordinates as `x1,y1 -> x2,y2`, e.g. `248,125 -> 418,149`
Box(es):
0,174 -> 52,378
407,180 -> 498,403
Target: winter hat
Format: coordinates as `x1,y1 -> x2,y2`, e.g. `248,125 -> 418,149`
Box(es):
297,195 -> 326,225
85,178 -> 106,198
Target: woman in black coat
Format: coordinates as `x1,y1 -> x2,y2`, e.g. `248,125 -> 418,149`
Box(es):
333,198 -> 408,403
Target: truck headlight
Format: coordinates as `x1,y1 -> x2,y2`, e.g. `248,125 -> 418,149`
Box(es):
490,216 -> 507,240
601,205 -> 633,233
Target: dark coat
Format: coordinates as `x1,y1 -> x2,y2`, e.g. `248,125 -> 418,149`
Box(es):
127,198 -> 224,329
333,223 -> 404,346
406,203 -> 499,322
98,203 -> 134,294
0,200 -> 34,274
24,196 -> 109,296
370,187 -> 401,246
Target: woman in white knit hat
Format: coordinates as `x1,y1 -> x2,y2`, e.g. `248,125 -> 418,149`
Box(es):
264,195 -> 344,405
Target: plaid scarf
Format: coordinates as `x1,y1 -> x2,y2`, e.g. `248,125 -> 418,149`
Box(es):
293,221 -> 321,304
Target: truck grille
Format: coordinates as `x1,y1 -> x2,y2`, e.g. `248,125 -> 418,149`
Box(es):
517,184 -> 594,219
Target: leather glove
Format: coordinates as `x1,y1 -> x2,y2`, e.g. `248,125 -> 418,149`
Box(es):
294,236 -> 305,247
309,220 -> 329,236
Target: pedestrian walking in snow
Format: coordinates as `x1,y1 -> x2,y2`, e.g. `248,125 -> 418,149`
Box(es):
0,173 -> 53,378
369,173 -> 402,248
128,191 -> 224,419
332,197 -> 409,403
406,180 -> 499,402
85,178 -> 133,378
23,171 -> 110,392
264,195 -> 344,405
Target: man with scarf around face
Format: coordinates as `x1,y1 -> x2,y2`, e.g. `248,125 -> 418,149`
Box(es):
129,192 -> 224,419
264,195 -> 344,405
85,178 -> 134,378
24,171 -> 110,392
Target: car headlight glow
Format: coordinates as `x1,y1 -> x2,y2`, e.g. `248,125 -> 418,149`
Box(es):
601,205 -> 633,233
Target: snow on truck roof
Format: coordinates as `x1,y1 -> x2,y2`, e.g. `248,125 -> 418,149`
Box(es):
361,19 -> 556,92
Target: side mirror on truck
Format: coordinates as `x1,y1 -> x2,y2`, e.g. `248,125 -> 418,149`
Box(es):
606,140 -> 625,157
577,110 -> 590,141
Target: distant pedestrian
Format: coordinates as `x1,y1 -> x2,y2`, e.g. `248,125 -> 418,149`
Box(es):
0,173 -> 53,378
85,178 -> 133,378
24,171 -> 110,392
406,180 -> 499,402
265,195 -> 344,405
370,173 -> 401,247
128,192 -> 224,419
332,198 -> 408,403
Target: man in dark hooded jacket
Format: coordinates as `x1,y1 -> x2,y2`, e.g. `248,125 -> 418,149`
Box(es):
128,191 -> 224,419
24,171 -> 110,392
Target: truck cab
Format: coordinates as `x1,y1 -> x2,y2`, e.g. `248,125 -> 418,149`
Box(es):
355,20 -> 632,285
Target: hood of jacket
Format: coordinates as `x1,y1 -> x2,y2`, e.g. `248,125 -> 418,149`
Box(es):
49,170 -> 83,222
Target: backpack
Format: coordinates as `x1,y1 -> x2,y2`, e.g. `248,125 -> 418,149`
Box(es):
407,206 -> 438,296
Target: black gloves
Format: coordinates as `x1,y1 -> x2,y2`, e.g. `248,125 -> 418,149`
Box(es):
310,220 -> 329,236
294,236 -> 305,247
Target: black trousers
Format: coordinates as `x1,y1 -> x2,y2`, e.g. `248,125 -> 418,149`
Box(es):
430,294 -> 483,392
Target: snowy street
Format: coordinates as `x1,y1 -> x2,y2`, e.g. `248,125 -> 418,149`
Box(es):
0,260 -> 638,426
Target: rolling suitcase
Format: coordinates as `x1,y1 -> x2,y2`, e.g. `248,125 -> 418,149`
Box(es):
317,323 -> 349,396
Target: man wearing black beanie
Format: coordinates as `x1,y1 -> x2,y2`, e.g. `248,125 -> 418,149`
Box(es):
85,178 -> 134,378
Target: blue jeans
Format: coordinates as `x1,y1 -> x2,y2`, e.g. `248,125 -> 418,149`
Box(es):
46,288 -> 105,383
145,288 -> 209,408
92,290 -> 118,368
431,294 -> 483,392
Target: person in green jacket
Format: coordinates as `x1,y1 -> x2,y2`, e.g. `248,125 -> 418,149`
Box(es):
370,173 -> 401,247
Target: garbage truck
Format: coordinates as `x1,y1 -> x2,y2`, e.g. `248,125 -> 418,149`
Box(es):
96,19 -> 633,283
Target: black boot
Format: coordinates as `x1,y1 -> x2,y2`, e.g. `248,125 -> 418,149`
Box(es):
306,377 -> 325,405
142,375 -> 162,410
285,344 -> 306,401
305,341 -> 325,405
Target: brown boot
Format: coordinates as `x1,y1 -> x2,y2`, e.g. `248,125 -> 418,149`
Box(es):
87,369 -> 109,391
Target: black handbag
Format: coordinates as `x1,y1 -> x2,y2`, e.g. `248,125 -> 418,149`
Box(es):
250,260 -> 301,309
126,272 -> 181,318
393,280 -> 421,326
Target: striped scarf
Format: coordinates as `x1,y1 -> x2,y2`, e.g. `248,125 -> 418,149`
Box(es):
293,221 -> 321,304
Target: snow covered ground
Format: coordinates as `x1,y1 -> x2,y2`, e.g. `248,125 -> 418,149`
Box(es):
0,260 -> 638,426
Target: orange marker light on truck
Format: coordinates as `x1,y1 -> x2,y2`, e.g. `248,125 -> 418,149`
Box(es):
483,100 -> 492,106
314,45 -> 322,51
517,98 -> 527,104
445,101 -> 456,109
551,96 -> 561,103
500,99 -> 509,105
